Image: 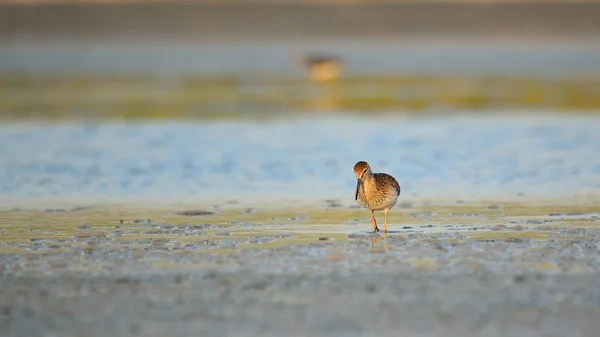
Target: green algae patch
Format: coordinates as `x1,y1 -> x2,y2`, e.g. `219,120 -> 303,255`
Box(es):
1,199 -> 600,276
2,75 -> 600,122
0,199 -> 597,256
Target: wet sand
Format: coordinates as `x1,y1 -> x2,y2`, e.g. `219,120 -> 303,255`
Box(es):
1,199 -> 600,336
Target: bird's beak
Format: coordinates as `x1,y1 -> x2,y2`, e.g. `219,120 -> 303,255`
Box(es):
355,178 -> 360,200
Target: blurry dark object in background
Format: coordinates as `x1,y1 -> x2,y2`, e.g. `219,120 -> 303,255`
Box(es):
295,53 -> 341,82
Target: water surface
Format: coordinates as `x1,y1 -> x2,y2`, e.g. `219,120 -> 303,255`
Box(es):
2,40 -> 600,77
1,114 -> 599,202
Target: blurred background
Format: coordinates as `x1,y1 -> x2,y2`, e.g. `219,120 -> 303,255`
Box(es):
1,0 -> 600,203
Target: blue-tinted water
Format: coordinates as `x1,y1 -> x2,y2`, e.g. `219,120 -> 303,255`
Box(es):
1,40 -> 600,76
1,114 -> 599,202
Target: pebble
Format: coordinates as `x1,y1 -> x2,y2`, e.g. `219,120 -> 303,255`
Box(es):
176,211 -> 216,216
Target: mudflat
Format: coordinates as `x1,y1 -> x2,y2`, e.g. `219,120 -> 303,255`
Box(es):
1,200 -> 600,336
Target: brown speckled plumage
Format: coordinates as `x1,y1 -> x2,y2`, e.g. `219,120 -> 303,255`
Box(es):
353,161 -> 401,232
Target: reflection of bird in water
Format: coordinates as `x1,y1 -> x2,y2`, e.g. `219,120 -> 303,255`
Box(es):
353,161 -> 401,233
296,53 -> 341,82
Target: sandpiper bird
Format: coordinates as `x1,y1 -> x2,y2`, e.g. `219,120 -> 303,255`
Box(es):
295,53 -> 341,82
354,161 -> 401,233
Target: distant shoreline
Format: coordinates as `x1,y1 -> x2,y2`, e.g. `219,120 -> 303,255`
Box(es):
3,0 -> 600,3
1,2 -> 600,41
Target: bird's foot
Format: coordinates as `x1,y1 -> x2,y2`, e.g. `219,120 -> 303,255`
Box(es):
373,227 -> 380,233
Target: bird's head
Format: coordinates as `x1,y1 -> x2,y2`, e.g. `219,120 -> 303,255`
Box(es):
353,161 -> 371,180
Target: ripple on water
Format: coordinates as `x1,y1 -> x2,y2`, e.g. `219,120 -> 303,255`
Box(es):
1,115 -> 600,201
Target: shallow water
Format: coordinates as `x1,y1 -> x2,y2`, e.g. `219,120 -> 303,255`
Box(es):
2,40 -> 600,77
1,114 -> 600,202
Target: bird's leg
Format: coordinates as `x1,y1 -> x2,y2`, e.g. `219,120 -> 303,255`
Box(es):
383,232 -> 389,250
383,209 -> 389,233
371,210 -> 379,232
